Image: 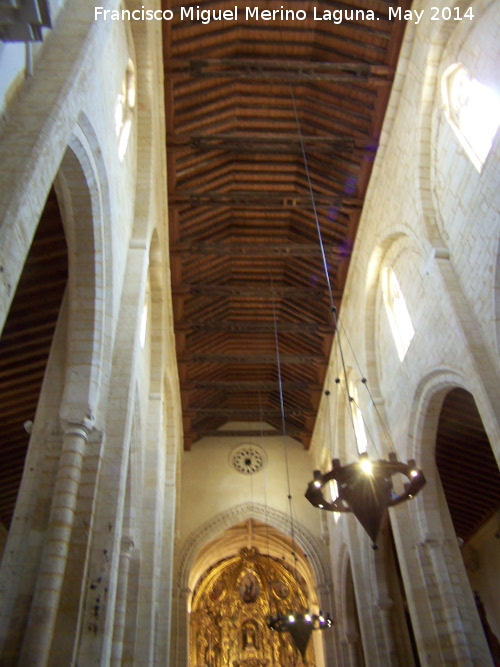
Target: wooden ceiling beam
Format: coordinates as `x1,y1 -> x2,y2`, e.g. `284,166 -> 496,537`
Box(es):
181,380 -> 323,391
167,59 -> 394,84
187,408 -> 313,418
177,320 -> 331,334
179,353 -> 327,364
193,428 -> 309,439
171,242 -> 346,257
168,133 -> 376,156
172,284 -> 339,299
170,191 -> 362,208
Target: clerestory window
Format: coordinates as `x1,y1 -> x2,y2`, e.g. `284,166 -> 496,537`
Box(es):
115,59 -> 136,162
382,267 -> 415,361
349,381 -> 367,455
442,64 -> 500,172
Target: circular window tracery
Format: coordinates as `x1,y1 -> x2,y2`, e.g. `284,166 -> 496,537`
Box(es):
230,445 -> 264,475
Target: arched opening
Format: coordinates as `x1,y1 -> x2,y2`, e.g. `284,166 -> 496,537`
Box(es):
441,63 -> 500,172
435,388 -> 500,663
178,513 -> 331,667
0,187 -> 67,550
343,557 -> 365,667
381,266 -> 415,362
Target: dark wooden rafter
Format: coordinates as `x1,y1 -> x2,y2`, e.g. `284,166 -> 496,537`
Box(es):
171,242 -> 347,256
172,284 -> 340,299
170,192 -> 363,208
0,188 -> 67,528
436,389 -> 500,544
167,59 -> 394,83
182,380 -> 323,390
179,353 -> 328,364
177,320 -> 331,334
192,428 -> 308,438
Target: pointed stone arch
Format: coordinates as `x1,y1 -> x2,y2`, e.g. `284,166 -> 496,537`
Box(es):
172,502 -> 334,666
55,115 -> 112,428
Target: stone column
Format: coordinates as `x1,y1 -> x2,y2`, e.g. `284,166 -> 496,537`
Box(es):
19,421 -> 90,667
171,587 -> 191,666
345,631 -> 360,666
377,599 -> 397,666
425,540 -> 474,665
111,536 -> 135,666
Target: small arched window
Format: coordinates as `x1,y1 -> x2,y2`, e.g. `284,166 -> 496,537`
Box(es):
115,59 -> 136,162
442,64 -> 500,172
382,267 -> 415,361
349,381 -> 367,455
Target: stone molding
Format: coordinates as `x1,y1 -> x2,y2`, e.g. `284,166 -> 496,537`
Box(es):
176,501 -> 332,593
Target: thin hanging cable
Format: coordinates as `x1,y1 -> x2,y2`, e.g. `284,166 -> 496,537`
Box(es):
258,390 -> 275,616
289,82 -> 335,312
337,378 -> 358,453
331,305 -> 351,402
350,390 -> 383,459
337,316 -> 396,453
324,390 -> 332,457
270,275 -> 299,586
287,44 -> 394,467
290,80 -> 378,458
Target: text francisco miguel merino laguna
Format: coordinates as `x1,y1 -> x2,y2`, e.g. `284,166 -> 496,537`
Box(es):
94,5 -> 433,25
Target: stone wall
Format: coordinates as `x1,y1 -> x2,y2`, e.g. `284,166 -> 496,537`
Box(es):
0,1 -> 182,664
308,1 -> 500,665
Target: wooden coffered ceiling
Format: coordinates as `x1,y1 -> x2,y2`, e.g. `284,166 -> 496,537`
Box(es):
162,0 -> 411,449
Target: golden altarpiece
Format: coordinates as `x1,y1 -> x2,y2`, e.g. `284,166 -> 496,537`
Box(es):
189,547 -> 317,666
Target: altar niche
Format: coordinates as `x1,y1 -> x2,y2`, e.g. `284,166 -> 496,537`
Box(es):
189,547 -> 316,666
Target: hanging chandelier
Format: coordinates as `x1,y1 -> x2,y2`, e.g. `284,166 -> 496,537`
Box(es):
304,304 -> 426,547
283,78 -> 427,546
306,452 -> 426,547
268,609 -> 333,660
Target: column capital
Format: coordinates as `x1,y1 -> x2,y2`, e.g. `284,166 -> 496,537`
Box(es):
120,536 -> 135,555
61,420 -> 92,440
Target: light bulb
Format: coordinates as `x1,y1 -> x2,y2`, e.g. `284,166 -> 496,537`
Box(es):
360,458 -> 372,475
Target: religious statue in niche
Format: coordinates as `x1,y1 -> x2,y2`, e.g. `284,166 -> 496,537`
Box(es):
238,570 -> 260,603
241,619 -> 259,651
189,547 -> 316,666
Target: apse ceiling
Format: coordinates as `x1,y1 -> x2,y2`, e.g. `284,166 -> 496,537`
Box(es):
162,0 -> 410,449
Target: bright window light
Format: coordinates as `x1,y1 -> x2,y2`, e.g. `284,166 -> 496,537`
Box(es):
115,59 -> 136,162
349,381 -> 368,454
442,64 -> 500,172
382,267 -> 415,361
330,479 -> 340,523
